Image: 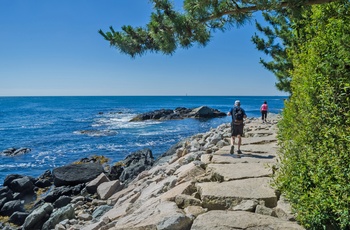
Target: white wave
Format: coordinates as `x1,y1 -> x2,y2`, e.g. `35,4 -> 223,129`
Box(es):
93,113 -> 163,130
0,163 -> 38,169
135,139 -> 175,147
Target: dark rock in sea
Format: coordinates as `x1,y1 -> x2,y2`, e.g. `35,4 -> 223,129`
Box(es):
1,147 -> 31,156
130,106 -> 226,121
75,130 -> 117,137
52,163 -> 104,187
9,211 -> 29,226
119,148 -> 155,183
130,109 -> 174,121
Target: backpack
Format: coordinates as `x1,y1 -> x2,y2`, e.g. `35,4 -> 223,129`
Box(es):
234,107 -> 244,120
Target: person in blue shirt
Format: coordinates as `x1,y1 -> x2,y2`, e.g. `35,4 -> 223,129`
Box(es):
227,100 -> 247,155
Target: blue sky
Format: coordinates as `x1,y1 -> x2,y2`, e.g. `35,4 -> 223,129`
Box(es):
0,1 -> 287,96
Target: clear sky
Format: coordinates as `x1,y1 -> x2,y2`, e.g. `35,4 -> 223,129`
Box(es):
0,1 -> 288,96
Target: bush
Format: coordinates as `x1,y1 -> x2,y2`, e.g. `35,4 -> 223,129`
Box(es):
275,1 -> 350,229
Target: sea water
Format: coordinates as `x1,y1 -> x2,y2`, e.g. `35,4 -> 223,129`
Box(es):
0,96 -> 286,185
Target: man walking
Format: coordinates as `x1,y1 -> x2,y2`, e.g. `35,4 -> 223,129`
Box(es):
227,100 -> 247,155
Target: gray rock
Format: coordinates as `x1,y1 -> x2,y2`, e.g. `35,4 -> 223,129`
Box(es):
42,204 -> 75,230
197,177 -> 277,210
256,204 -> 277,217
119,148 -> 154,183
191,210 -> 305,230
9,211 -> 29,225
232,199 -> 258,211
86,173 -> 110,194
43,184 -> 84,203
53,196 -> 72,209
97,180 -> 123,200
22,203 -> 53,230
8,176 -> 35,194
174,194 -> 201,208
92,205 -> 113,220
0,200 -> 23,216
206,163 -> 272,181
157,214 -> 192,230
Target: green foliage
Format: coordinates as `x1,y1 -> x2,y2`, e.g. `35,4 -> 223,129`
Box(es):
99,0 -> 324,58
276,1 -> 350,228
252,10 -> 294,93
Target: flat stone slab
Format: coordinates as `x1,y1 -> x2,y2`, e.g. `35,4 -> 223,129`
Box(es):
243,135 -> 277,145
211,153 -> 276,164
207,163 -> 272,181
241,142 -> 278,155
216,143 -> 278,155
191,210 -> 305,230
197,177 -> 277,209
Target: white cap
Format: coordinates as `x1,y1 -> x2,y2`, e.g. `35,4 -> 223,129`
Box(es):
235,100 -> 240,106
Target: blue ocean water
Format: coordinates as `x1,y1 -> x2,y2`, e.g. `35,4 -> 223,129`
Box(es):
0,96 -> 286,185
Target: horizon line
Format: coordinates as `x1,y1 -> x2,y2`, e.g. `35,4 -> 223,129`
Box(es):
0,95 -> 289,97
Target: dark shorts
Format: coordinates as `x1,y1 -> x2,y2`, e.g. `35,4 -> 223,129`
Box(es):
231,121 -> 244,137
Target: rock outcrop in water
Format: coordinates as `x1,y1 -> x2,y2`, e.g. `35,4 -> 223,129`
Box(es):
1,147 -> 31,156
129,106 -> 226,121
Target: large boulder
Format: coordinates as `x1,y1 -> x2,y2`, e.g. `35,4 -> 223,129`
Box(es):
52,163 -> 104,187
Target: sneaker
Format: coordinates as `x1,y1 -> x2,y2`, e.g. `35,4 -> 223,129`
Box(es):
230,145 -> 234,154
237,149 -> 242,155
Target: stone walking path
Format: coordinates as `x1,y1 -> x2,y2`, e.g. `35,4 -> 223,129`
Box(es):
78,117 -> 305,230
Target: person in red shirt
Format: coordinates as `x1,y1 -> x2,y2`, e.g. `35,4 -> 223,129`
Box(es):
260,101 -> 268,123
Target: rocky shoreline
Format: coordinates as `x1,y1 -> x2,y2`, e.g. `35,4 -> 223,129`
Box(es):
0,114 -> 305,230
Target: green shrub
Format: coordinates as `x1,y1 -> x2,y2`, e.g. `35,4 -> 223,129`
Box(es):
275,1 -> 350,229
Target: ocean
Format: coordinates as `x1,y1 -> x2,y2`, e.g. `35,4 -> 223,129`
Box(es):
0,96 -> 286,185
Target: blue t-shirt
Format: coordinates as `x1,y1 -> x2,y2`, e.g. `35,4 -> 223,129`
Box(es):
229,106 -> 246,121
